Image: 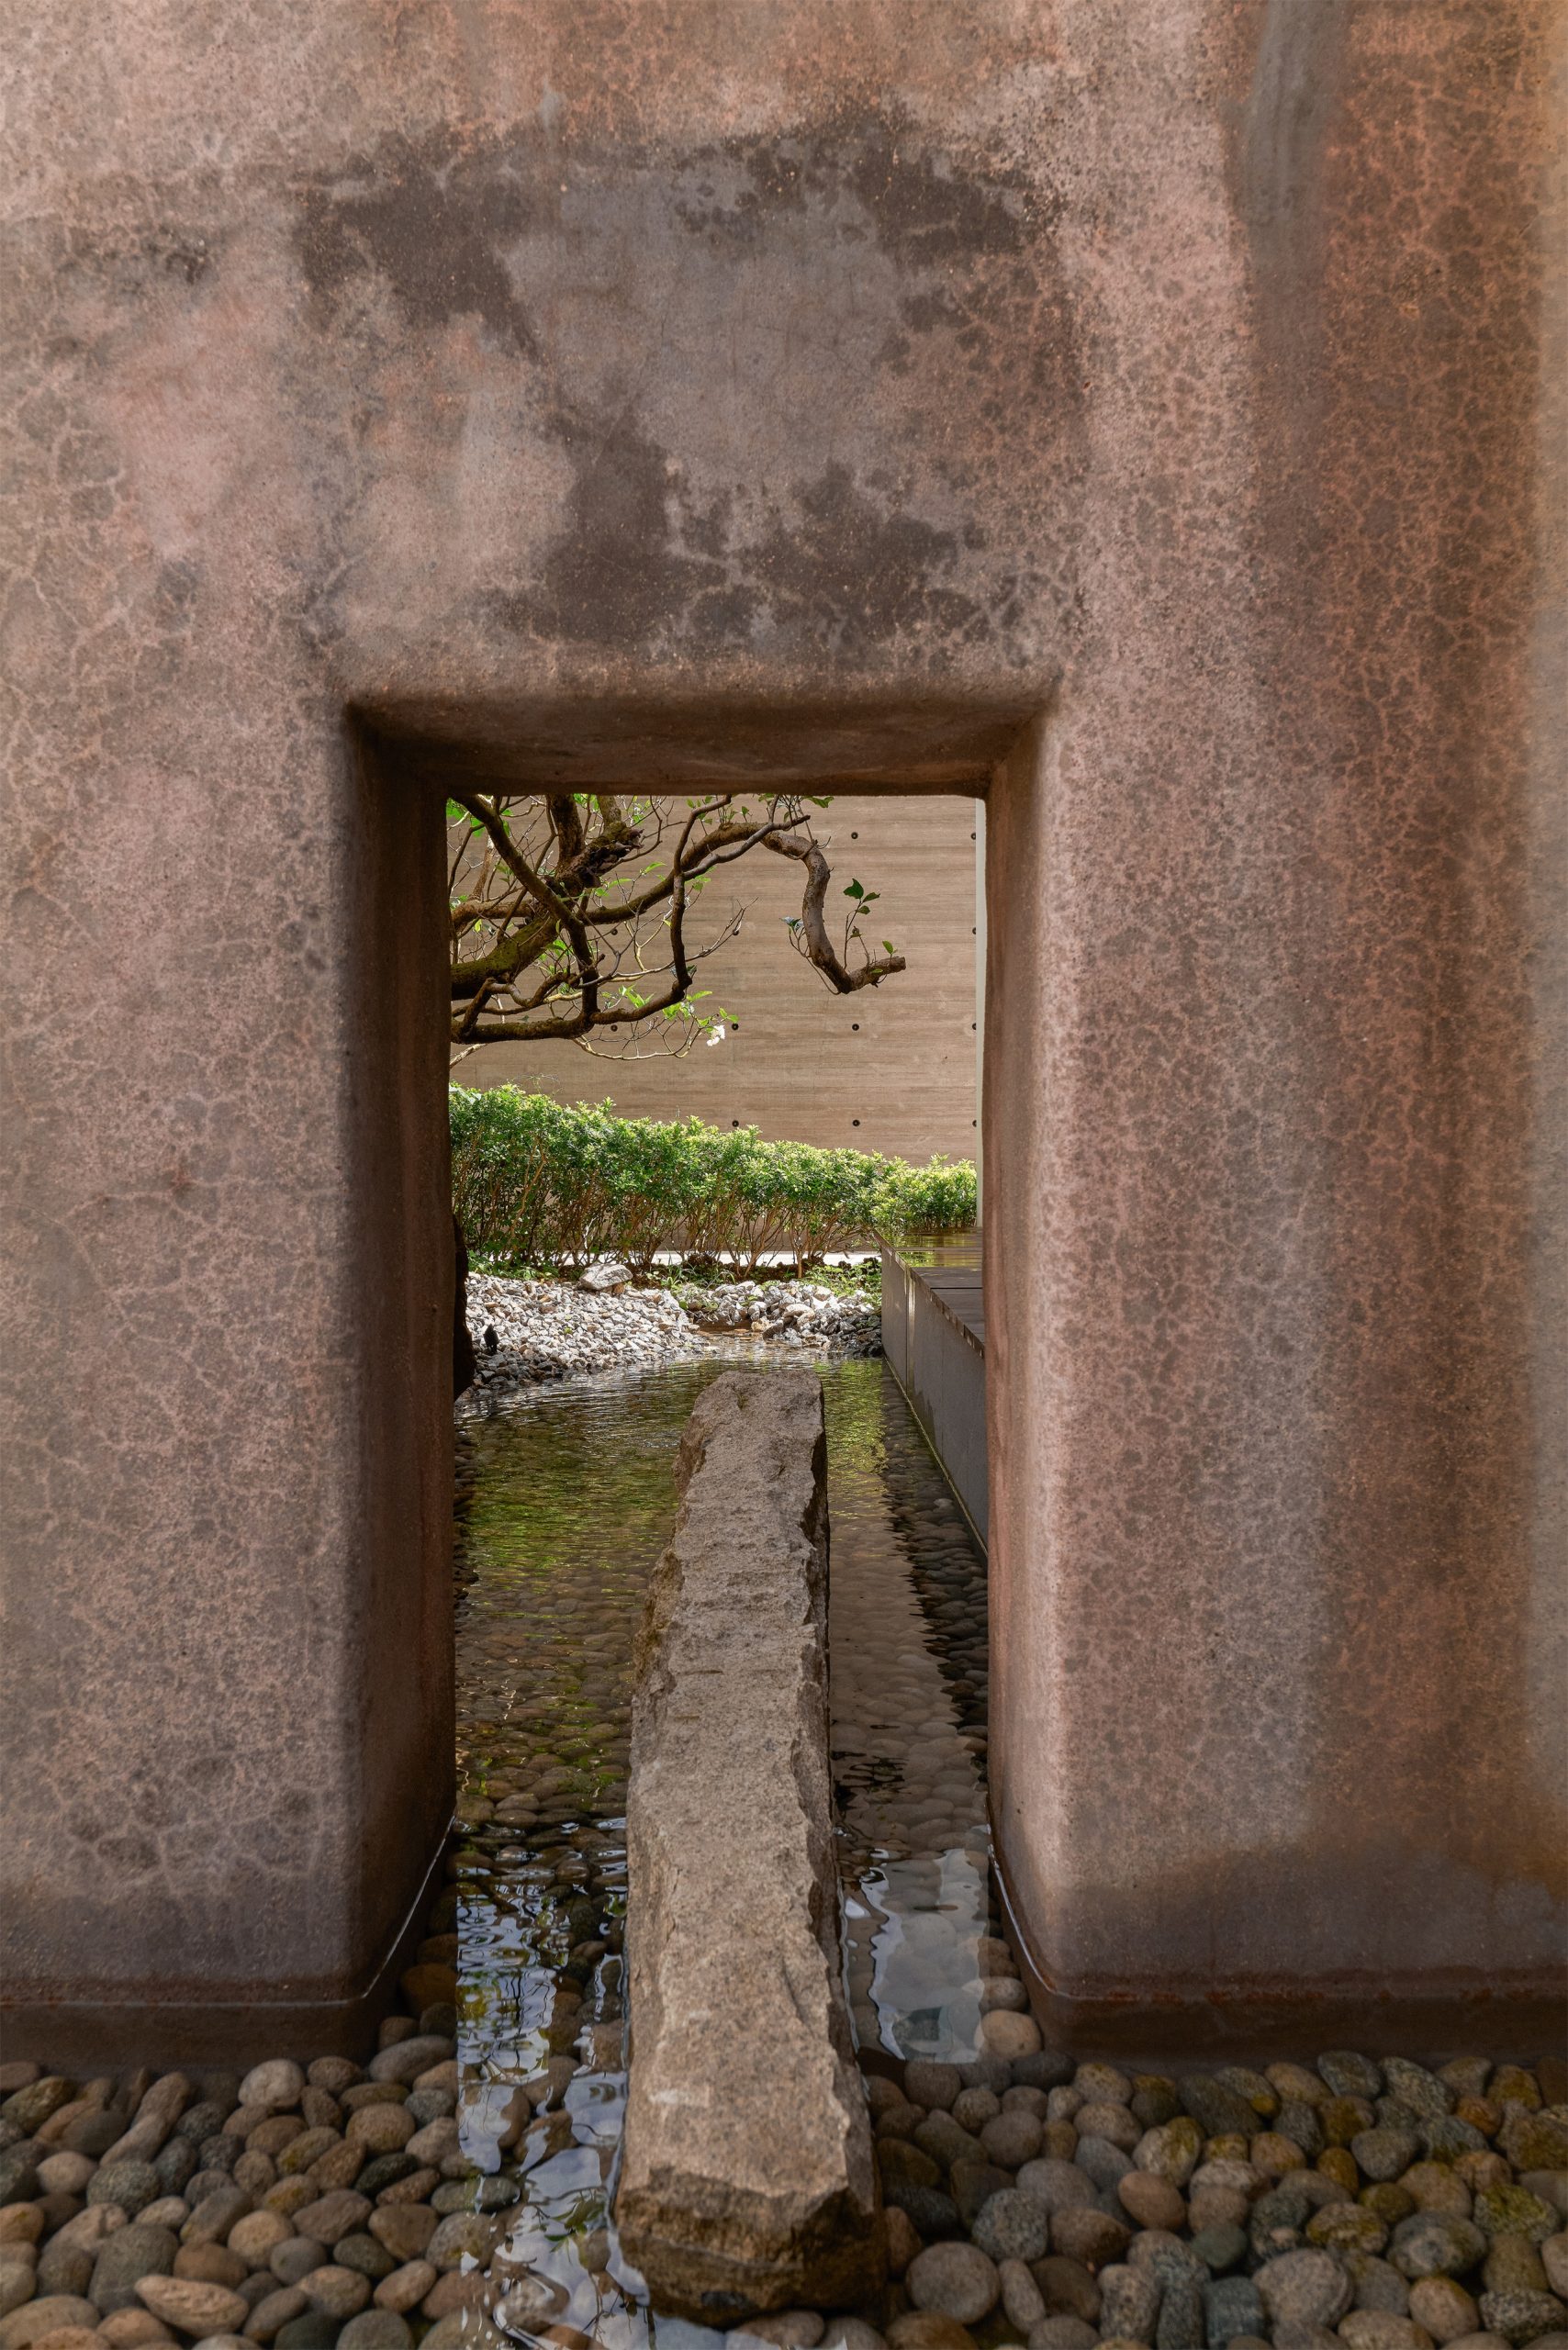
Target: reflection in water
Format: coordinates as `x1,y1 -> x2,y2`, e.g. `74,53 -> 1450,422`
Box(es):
452,1355 -> 992,2341
824,1381 -> 991,2064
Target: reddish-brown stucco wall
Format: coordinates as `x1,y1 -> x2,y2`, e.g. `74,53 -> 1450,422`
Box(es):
2,0 -> 1561,2050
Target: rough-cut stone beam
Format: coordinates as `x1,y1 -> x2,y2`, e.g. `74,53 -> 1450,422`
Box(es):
615,1371 -> 882,2322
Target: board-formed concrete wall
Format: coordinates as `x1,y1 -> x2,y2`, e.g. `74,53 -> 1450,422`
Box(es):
2,0 -> 1562,2051
464,793 -> 980,1164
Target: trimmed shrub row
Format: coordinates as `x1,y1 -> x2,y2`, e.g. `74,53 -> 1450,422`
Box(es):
450,1087 -> 977,1274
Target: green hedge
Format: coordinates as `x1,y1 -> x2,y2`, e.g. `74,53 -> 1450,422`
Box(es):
450,1088 -> 976,1274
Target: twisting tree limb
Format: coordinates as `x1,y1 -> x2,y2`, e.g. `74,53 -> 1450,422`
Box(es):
446,789 -> 902,1058
762,834 -> 907,993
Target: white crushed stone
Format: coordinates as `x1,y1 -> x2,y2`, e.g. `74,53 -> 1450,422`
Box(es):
684,1280 -> 881,1355
457,1271 -> 882,1413
463,1271 -> 708,1396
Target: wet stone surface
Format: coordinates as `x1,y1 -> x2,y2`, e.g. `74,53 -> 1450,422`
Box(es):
3,1359 -> 1564,2350
446,1355 -> 1002,2340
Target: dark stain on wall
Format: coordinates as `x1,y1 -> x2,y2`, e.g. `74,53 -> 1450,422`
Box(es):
295,128 -> 546,353
488,421 -> 1011,660
498,404 -> 730,649
1226,0 -> 1354,470
745,462 -> 980,651
671,104 -> 1037,265
291,107 -> 1073,665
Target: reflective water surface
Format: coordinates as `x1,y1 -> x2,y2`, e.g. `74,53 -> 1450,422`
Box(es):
452,1354 -> 991,2342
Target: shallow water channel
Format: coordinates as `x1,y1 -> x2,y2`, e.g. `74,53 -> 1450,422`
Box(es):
451,1353 -> 992,2344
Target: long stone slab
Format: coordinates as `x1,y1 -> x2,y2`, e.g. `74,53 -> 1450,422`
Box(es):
615,1371 -> 882,2322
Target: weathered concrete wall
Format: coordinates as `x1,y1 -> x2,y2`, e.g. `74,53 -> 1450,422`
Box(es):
465,793 -> 980,1163
0,720 -> 454,2060
617,1371 -> 880,2320
1,0 -> 1562,2045
0,0 -> 1057,2047
982,0 -> 1568,2039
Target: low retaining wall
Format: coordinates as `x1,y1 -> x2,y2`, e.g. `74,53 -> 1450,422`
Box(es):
615,1370 -> 883,2321
880,1239 -> 987,1545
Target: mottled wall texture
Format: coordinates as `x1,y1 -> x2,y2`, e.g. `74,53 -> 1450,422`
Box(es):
2,0 -> 1562,2054
463,793 -> 980,1163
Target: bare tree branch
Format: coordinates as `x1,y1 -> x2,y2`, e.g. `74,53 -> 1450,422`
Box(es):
446,787 -> 903,1060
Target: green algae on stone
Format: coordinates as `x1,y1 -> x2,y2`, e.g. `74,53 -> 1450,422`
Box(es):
1473,2185 -> 1562,2243
1500,2109 -> 1568,2172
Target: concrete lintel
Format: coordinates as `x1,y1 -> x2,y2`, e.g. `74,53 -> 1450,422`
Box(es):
362,691 -> 1033,796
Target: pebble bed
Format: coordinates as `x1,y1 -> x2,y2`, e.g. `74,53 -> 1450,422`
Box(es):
456,1275 -> 879,1413
4,1364 -> 1564,2350
5,2032 -> 1565,2350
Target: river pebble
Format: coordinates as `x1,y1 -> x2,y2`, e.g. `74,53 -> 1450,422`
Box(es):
4,2032 -> 1560,2350
460,1273 -> 709,1400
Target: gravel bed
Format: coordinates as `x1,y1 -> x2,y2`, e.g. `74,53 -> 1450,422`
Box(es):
848,2025 -> 1568,2350
683,1281 -> 881,1355
457,1273 -> 881,1412
459,1273 -> 711,1408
